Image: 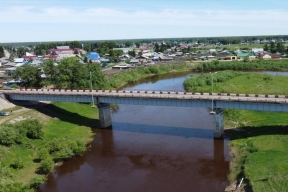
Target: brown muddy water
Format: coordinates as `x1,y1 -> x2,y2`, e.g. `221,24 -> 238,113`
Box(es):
38,72 -> 232,192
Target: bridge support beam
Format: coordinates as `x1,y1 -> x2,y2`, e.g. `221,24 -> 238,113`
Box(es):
98,103 -> 112,128
213,108 -> 224,139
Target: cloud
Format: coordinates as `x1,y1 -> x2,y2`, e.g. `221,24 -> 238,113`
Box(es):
1,6 -> 288,29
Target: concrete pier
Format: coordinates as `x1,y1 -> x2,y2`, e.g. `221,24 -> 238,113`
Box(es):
98,103 -> 112,128
213,108 -> 224,138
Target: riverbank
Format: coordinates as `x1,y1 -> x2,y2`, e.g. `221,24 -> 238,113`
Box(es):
224,110 -> 288,192
0,102 -> 96,191
183,71 -> 288,191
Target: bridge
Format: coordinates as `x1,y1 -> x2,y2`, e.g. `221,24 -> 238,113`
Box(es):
1,88 -> 288,138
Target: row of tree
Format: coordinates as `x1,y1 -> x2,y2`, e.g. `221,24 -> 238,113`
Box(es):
263,42 -> 287,53
13,58 -> 107,89
194,59 -> 288,71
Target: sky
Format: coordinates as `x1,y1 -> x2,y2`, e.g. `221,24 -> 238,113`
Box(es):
1,0 -> 288,43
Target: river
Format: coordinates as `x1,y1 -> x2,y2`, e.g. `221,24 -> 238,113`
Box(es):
38,72 -> 233,192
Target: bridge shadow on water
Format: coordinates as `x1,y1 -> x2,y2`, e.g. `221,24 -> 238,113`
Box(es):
112,122 -> 214,139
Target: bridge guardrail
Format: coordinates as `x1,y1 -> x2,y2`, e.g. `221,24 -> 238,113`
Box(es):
4,88 -> 288,103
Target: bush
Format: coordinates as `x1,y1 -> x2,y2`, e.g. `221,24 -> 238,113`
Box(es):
148,65 -> 160,74
37,157 -> 54,174
16,119 -> 44,139
11,84 -> 18,89
10,158 -> 25,169
36,148 -> 50,162
29,177 -> 46,189
0,182 -> 29,192
0,125 -> 19,146
46,138 -> 86,161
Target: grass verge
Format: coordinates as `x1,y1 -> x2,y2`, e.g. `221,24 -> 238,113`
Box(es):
225,109 -> 288,192
0,102 -> 96,191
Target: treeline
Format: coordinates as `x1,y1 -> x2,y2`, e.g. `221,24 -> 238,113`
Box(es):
193,59 -> 288,71
263,42 -> 287,53
13,58 -> 191,89
0,119 -> 87,191
183,70 -> 242,91
14,58 -> 106,88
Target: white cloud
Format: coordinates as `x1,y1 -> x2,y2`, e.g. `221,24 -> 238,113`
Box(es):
1,5 -> 288,40
1,6 -> 288,28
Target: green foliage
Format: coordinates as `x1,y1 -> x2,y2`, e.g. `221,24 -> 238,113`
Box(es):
0,124 -> 20,146
0,163 -> 29,192
41,58 -> 107,89
148,65 -> 160,74
10,158 -> 25,169
194,59 -> 288,71
17,119 -> 44,139
29,177 -> 46,189
36,148 -> 50,162
0,182 -> 29,192
0,119 -> 44,147
37,157 -> 54,174
11,84 -> 18,89
13,65 -> 42,87
16,119 -> 44,139
106,63 -> 191,88
183,70 -> 241,91
0,46 -> 4,58
46,138 -> 86,161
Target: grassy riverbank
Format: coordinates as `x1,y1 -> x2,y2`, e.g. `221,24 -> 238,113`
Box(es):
184,71 -> 288,95
106,63 -> 193,88
225,110 -> 288,192
0,102 -> 96,191
183,70 -> 288,191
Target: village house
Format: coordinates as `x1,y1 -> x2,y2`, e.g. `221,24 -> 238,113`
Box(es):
237,52 -> 256,60
258,53 -> 272,59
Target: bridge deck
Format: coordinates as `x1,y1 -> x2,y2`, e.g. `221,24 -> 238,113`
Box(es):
1,89 -> 288,104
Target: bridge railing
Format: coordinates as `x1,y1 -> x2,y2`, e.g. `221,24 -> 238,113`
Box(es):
12,87 -> 288,99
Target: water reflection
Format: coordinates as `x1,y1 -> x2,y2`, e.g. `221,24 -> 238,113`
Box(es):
38,71 -> 232,192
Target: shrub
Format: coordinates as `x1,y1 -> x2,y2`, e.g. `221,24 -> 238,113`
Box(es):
37,157 -> 54,174
46,138 -> 86,160
29,177 -> 46,189
0,182 -> 29,192
148,65 -> 160,74
36,148 -> 50,162
16,119 -> 44,139
11,84 -> 18,89
0,125 -> 19,146
10,158 -> 25,169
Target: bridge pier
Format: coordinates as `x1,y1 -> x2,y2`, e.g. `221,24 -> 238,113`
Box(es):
213,108 -> 224,139
98,103 -> 112,128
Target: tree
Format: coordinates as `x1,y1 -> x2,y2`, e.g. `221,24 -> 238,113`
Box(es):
0,46 -> 4,58
124,41 -> 132,47
135,42 -> 140,48
13,65 -> 42,87
276,42 -> 285,53
128,50 -> 136,57
263,43 -> 269,51
270,42 -> 277,53
87,63 -> 107,88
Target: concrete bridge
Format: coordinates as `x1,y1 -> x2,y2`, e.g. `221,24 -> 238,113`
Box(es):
2,88 -> 288,138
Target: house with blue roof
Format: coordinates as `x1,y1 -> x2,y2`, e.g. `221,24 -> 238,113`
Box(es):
87,52 -> 100,63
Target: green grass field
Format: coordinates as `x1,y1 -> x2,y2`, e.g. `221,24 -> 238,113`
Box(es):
184,71 -> 288,191
0,102 -> 96,189
225,110 -> 288,192
185,72 -> 288,95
